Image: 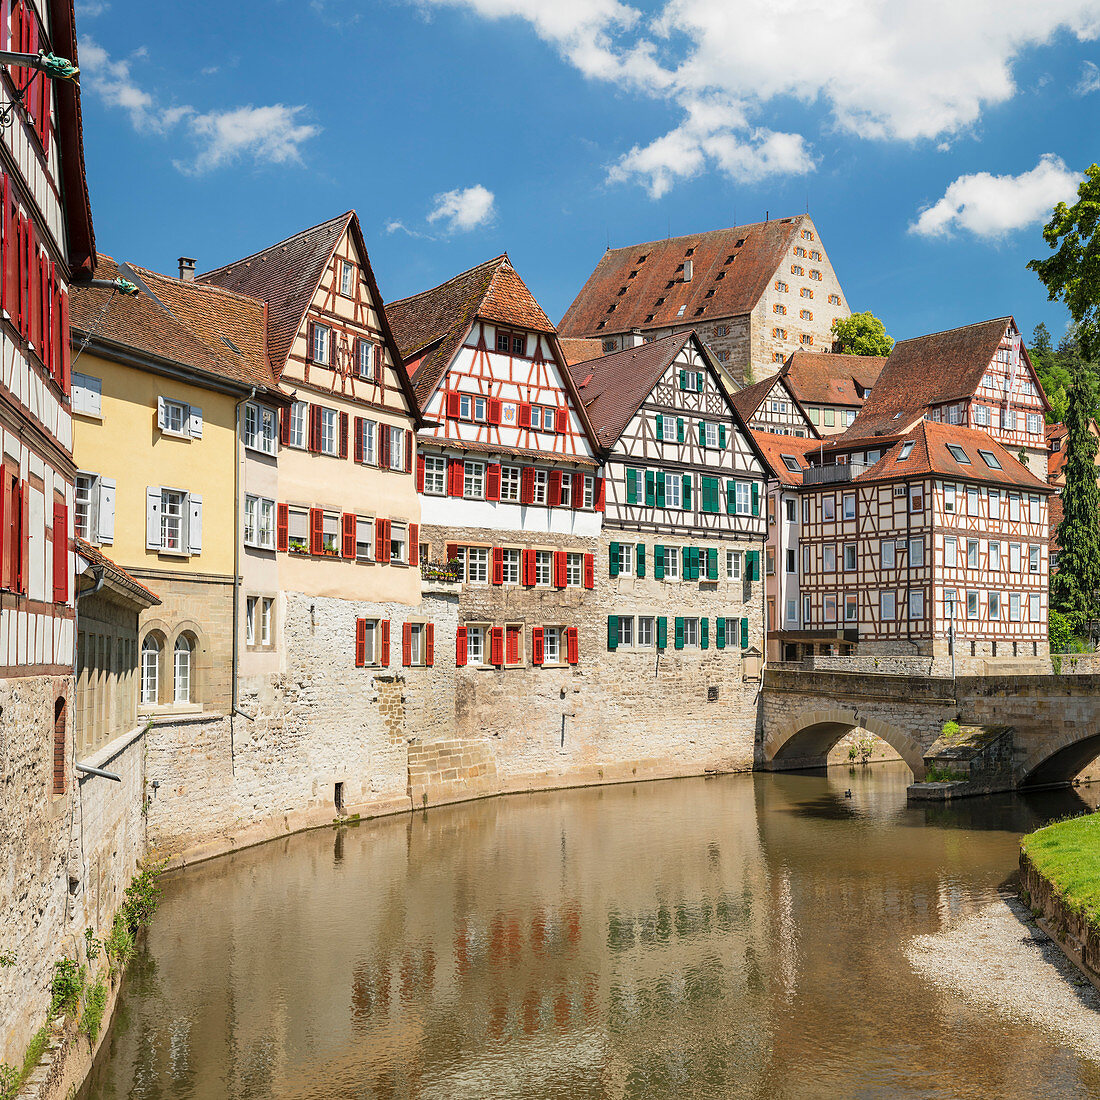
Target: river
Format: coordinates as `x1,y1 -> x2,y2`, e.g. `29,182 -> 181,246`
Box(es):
81,764 -> 1100,1099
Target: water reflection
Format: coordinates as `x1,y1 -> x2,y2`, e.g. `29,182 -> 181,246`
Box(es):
83,765 -> 1100,1099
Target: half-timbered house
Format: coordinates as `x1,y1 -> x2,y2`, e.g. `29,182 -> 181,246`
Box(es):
782,350 -> 884,435
569,330 -> 769,741
729,368 -> 816,437
844,317 -> 1050,476
792,421 -> 1052,672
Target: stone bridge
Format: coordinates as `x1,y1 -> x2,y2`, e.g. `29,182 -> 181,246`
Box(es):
759,668 -> 1100,788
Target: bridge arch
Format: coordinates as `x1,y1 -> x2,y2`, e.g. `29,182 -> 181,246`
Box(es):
1019,729 -> 1100,789
762,705 -> 927,779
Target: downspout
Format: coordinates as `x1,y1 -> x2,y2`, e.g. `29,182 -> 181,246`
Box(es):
230,387 -> 257,771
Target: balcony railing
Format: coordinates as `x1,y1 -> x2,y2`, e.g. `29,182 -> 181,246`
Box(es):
802,461 -> 872,485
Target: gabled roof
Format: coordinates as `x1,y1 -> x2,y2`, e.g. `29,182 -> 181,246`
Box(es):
70,255 -> 281,395
55,0 -> 95,277
387,255 -> 555,406
559,336 -> 606,367
844,317 -> 1045,439
558,215 -> 810,337
783,351 -> 885,407
751,430 -> 822,487
728,365 -> 818,437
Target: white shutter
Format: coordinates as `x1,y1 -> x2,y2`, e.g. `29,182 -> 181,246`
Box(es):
188,494 -> 203,554
71,372 -> 86,414
97,478 -> 116,544
146,487 -> 161,549
188,406 -> 203,439
156,396 -> 167,430
85,375 -> 102,417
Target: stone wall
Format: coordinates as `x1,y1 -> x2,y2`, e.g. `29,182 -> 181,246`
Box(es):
1020,852 -> 1100,988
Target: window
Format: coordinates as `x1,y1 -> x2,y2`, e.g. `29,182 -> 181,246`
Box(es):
775,280 -> 788,292
800,310 -> 813,322
1010,594 -> 1021,622
244,495 -> 275,550
820,594 -> 836,622
975,404 -> 990,427
637,616 -> 654,647
967,591 -> 978,619
662,472 -> 681,510
909,590 -> 924,619
715,325 -> 729,337
408,623 -> 425,666
1027,412 -> 1042,435
989,541 -> 1000,570
496,330 -> 527,355
141,636 -> 159,705
660,414 -> 676,441
823,544 -> 836,572
566,552 -> 583,587
782,455 -> 801,473
160,489 -> 186,552
791,264 -> 804,275
822,495 -> 835,521
465,460 -> 486,499
502,548 -> 521,584
617,616 -> 634,647
774,304 -> 787,315
355,517 -> 372,561
243,403 -> 277,454
946,443 -> 970,465
246,596 -> 257,645
75,475 -> 94,539
389,426 -> 405,471
468,547 -> 489,583
322,511 -> 340,555
559,474 -> 573,509
1030,593 -> 1041,622
829,294 -> 841,305
359,419 -> 376,466
735,481 -> 752,515
357,340 -> 376,380
1029,495 -> 1041,525
704,422 -> 719,448
1029,544 -> 1040,573
390,523 -> 407,564
881,540 -> 895,569
173,636 -> 192,703
786,547 -> 796,574
909,537 -> 924,566
532,470 -> 548,505
340,260 -> 355,296
843,493 -> 855,520
800,335 -> 814,346
810,269 -> 822,281
784,498 -> 797,521
989,592 -> 1000,620
423,455 -> 446,495
1009,493 -> 1021,521
466,625 -> 485,665
880,591 -> 895,621
766,548 -> 776,576
966,487 -> 978,516
943,484 -> 955,514
1010,543 -> 1021,572
320,408 -> 338,455
945,536 -> 957,568
726,550 -> 741,580
844,544 -> 857,571
823,409 -> 835,427
544,626 -> 563,664
535,550 -> 553,586
500,466 -> 521,502
616,543 -> 635,576
287,507 -> 308,553
844,594 -> 858,622
664,546 -> 680,580
71,372 -> 102,418
898,441 -> 915,461
989,489 -> 1000,519
967,539 -> 979,568
683,618 -> 699,647
583,476 -> 595,509
311,323 -> 330,365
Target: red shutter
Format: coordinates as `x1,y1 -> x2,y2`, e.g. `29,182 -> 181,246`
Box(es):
583,553 -> 594,589
549,471 -> 562,507
380,619 -> 390,667
307,321 -> 317,362
376,518 -> 390,562
308,507 -> 323,555
58,288 -> 70,396
308,405 -> 321,453
355,618 -> 367,667
488,397 -> 502,425
506,625 -> 519,666
354,417 -> 364,462
532,627 -> 544,666
491,546 -> 503,585
374,343 -> 384,383
51,501 -> 67,603
426,623 -> 435,666
0,174 -> 9,319
594,477 -> 606,513
447,391 -> 461,419
280,407 -> 292,446
276,504 -> 289,551
404,431 -> 413,474
520,467 -> 534,505
16,480 -> 27,594
409,523 -> 419,561
416,453 -> 425,492
379,425 -> 390,469
554,407 -> 567,433
486,463 -> 501,502
402,621 -> 412,667
572,473 -> 584,510
446,542 -> 459,564
341,512 -> 356,558
339,412 -> 349,459
518,402 -> 531,429
450,458 -> 465,497
566,627 -> 579,665
522,549 -> 535,587
490,626 -> 503,667
0,472 -> 7,586
456,625 -> 468,667
554,550 -> 566,588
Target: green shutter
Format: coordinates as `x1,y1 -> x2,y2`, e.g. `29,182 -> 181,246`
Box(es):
654,544 -> 665,579
657,616 -> 668,649
700,617 -> 709,649
683,474 -> 692,509
645,470 -> 655,507
726,480 -> 735,514
609,542 -> 620,577
748,550 -> 759,581
656,471 -> 666,508
702,476 -> 719,513
690,547 -> 701,580
608,615 -> 618,650
707,547 -> 718,580
655,414 -> 663,441
679,369 -> 687,390
696,372 -> 703,391
626,470 -> 638,505
740,617 -> 749,649
716,617 -> 726,649
682,546 -> 691,578
698,421 -> 706,447
636,543 -> 645,578
751,481 -> 760,516
675,617 -> 685,650
677,418 -> 685,443
719,424 -> 727,449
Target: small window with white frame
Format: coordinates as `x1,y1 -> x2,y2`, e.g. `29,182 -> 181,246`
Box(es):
243,402 -> 278,455
502,548 -> 520,584
159,398 -> 189,437
501,466 -> 521,502
543,625 -> 563,664
1029,544 -> 1040,573
665,474 -> 682,510
566,552 -> 583,587
465,460 -> 486,499
682,618 -> 699,647
617,616 -> 634,648
466,624 -> 486,665
320,408 -> 339,455
244,495 -> 275,550
390,522 -> 407,564
355,517 -> 372,561
616,543 -> 634,576
664,546 -> 680,580
423,455 -> 446,495
704,422 -> 719,448
988,592 -> 1000,620
638,616 -> 654,647
467,547 -> 489,583
340,260 -> 355,296
909,590 -> 924,620
880,591 -> 895,621
311,323 -> 330,365
967,590 -> 978,619
535,550 -> 553,586
845,594 -> 858,622
389,426 -> 404,471
288,401 -> 307,449
532,470 -> 548,505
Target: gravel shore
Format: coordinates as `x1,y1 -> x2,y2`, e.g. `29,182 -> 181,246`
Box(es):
906,891 -> 1100,1059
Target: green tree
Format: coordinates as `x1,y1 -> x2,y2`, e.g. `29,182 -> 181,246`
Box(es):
830,312 -> 894,356
1051,369 -> 1100,626
1028,164 -> 1100,361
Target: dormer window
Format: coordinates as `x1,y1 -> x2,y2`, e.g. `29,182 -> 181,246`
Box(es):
946,443 -> 971,465
898,441 -> 914,461
782,455 -> 801,472
496,330 -> 527,356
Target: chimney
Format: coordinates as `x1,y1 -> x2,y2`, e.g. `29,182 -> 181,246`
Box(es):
178,257 -> 196,281
628,328 -> 645,348
683,258 -> 693,282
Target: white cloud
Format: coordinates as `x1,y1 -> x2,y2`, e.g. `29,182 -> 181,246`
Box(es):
1076,60 -> 1100,94
909,154 -> 1081,239
416,0 -> 1100,196
427,185 -> 496,232
75,0 -> 109,16
80,38 -> 319,173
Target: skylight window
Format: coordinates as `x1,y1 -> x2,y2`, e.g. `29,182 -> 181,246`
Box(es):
946,443 -> 971,464
978,449 -> 1002,469
677,305 -> 686,317
898,441 -> 914,460
782,455 -> 801,472
891,411 -> 902,420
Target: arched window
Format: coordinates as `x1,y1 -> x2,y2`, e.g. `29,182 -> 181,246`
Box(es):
140,636 -> 160,705
173,635 -> 192,704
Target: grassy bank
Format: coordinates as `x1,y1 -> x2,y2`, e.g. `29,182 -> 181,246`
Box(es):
1021,812 -> 1100,931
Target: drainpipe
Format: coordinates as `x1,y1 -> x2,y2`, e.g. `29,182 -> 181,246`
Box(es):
230,387 -> 257,769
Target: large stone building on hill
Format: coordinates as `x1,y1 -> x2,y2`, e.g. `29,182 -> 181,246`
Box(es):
558,215 -> 850,387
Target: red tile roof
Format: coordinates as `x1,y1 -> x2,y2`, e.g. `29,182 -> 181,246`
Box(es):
55,0 -> 95,277
843,317 -> 1022,438
558,216 -> 809,337
751,430 -> 822,486
783,351 -> 884,407
75,538 -> 159,605
559,336 -> 606,366
70,255 -> 281,394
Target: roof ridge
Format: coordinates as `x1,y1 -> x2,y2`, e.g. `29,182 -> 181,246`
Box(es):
894,316 -> 1012,345
197,210 -> 354,279
602,215 -> 805,255
130,261 -> 269,308
388,254 -> 507,310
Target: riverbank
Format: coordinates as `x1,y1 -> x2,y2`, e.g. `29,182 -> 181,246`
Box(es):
906,889 -> 1100,1059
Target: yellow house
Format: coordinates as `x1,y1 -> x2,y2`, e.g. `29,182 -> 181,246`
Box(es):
69,256 -> 284,715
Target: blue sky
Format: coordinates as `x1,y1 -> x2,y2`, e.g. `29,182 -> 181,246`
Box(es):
75,0 -> 1100,348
